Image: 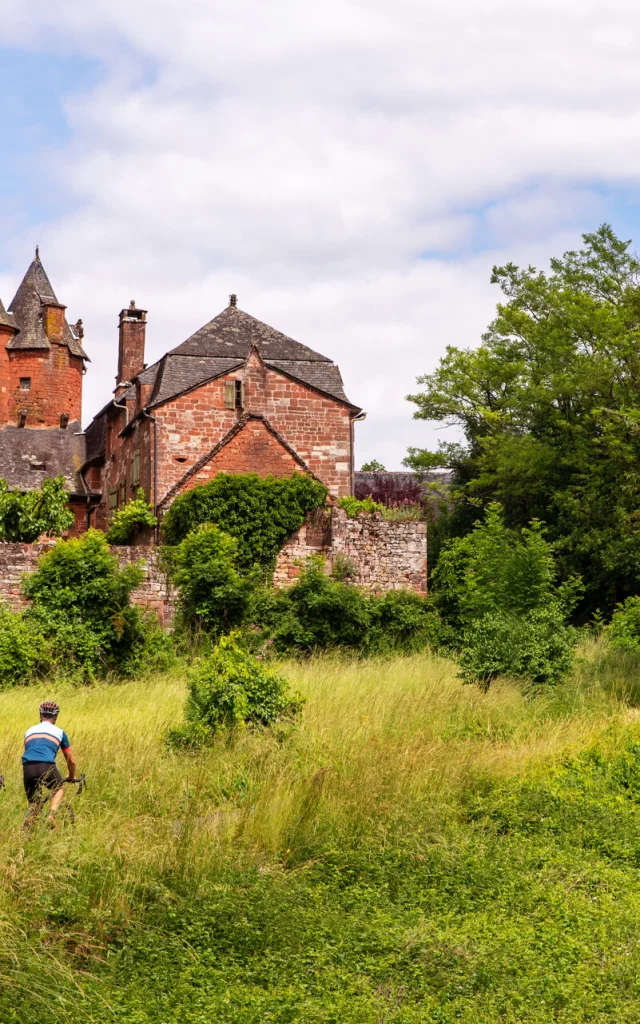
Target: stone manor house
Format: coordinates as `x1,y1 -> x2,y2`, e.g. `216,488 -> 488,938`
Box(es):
0,251 -> 363,535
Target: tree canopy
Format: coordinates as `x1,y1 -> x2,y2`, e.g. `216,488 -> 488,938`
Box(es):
406,225 -> 640,615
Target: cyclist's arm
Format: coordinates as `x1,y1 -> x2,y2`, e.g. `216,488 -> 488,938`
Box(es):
63,747 -> 76,781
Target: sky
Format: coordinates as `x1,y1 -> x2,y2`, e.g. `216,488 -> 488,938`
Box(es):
1,1 -> 640,469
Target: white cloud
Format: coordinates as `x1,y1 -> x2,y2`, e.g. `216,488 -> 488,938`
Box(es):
2,0 -> 640,465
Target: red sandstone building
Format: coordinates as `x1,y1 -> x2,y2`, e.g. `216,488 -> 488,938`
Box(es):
0,253 -> 362,535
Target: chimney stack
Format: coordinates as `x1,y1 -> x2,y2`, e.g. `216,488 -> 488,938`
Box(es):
116,300 -> 147,394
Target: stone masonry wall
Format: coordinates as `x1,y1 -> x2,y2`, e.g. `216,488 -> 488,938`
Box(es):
273,507 -> 427,594
0,511 -> 426,628
0,543 -> 176,626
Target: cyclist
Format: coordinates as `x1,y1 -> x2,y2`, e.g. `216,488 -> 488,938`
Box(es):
22,701 -> 76,828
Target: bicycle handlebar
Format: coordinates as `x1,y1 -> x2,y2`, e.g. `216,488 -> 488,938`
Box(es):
63,772 -> 86,793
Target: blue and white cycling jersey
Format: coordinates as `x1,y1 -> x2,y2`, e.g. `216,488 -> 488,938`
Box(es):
22,722 -> 71,765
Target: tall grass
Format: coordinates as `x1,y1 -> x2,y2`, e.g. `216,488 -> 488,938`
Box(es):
0,641 -> 639,1022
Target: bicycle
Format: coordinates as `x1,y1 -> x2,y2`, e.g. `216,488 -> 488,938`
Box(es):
23,772 -> 86,830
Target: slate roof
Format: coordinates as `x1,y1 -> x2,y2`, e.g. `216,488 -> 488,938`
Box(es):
0,424 -> 87,493
159,304 -> 357,408
0,297 -> 18,333
6,252 -> 88,359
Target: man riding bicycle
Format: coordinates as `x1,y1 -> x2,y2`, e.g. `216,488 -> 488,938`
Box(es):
22,701 -> 77,827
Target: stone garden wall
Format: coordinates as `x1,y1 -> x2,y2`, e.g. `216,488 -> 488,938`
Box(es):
273,507 -> 427,594
0,511 -> 427,627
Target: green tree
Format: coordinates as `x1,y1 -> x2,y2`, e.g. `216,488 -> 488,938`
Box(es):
406,225 -> 640,614
360,460 -> 386,472
0,476 -> 74,542
170,524 -> 252,635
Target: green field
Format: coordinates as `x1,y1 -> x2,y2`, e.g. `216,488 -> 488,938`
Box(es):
3,646 -> 640,1022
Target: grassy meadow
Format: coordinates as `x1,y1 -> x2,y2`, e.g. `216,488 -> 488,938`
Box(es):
2,644 -> 640,1021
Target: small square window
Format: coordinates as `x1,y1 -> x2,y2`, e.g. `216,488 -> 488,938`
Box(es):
20,378 -> 31,391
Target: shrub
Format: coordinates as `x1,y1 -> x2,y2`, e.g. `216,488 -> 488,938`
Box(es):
246,558 -> 442,657
338,494 -> 424,522
167,633 -> 303,748
169,524 -> 252,635
433,503 -> 581,685
161,472 -> 328,574
106,489 -> 157,545
338,495 -> 385,518
0,475 -> 74,542
22,530 -> 172,680
458,607 -> 576,689
608,597 -> 640,652
0,606 -> 51,688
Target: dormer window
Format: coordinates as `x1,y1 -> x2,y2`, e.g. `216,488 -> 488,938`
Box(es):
20,378 -> 31,391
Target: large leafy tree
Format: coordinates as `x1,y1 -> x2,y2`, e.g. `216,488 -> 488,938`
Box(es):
406,225 -> 640,615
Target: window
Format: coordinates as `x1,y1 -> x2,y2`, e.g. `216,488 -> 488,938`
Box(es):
131,450 -> 140,487
109,490 -> 117,512
224,380 -> 244,410
20,378 -> 31,391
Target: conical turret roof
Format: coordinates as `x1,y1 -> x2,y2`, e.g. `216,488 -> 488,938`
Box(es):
6,249 -> 87,357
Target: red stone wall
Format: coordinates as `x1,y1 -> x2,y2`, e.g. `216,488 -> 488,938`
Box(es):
184,418 -> 301,492
152,361 -> 352,507
1,347 -> 83,427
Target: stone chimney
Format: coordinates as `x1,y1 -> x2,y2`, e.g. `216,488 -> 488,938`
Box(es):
116,300 -> 147,394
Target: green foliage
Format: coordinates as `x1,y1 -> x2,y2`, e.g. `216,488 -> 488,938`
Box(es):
167,633 -> 303,747
338,494 -> 423,522
169,524 -> 252,635
161,472 -> 328,574
608,596 -> 640,652
338,495 -> 385,517
434,504 -> 579,685
458,606 -> 576,687
22,529 -> 173,680
247,557 -> 443,656
407,225 -> 640,615
105,488 -> 157,544
0,475 -> 74,542
0,605 -> 50,688
359,459 -> 386,471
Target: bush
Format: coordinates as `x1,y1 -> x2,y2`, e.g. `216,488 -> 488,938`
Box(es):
161,472 -> 328,574
0,606 -> 51,688
169,524 -> 252,635
167,633 -> 303,748
22,530 -> 173,680
433,503 -> 580,685
246,557 -> 442,657
458,607 -> 576,689
106,489 -> 157,545
338,494 -> 423,522
608,597 -> 640,652
0,475 -> 74,542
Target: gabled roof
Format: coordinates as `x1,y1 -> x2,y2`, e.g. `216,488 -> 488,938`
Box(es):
171,304 -> 332,362
7,251 -> 88,359
159,303 -> 357,409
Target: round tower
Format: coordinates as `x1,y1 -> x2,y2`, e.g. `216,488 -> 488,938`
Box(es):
0,249 -> 88,429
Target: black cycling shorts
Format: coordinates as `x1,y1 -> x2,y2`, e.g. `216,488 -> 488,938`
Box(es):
23,762 -> 63,802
